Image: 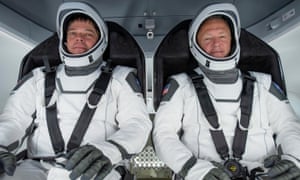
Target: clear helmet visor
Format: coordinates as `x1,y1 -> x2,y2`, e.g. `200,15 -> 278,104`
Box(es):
189,3 -> 241,71
56,2 -> 108,68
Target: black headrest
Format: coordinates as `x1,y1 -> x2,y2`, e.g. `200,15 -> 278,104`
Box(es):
18,33 -> 60,80
238,29 -> 286,93
153,19 -> 286,110
18,21 -> 145,96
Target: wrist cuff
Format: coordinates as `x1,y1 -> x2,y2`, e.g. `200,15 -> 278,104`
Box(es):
178,156 -> 197,178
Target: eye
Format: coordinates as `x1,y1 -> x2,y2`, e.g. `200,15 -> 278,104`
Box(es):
203,37 -> 212,43
86,33 -> 94,38
84,31 -> 98,39
67,31 -> 77,37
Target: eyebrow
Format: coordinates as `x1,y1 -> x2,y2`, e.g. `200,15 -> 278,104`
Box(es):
67,27 -> 98,34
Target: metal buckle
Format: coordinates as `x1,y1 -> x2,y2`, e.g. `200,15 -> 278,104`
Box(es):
223,159 -> 246,179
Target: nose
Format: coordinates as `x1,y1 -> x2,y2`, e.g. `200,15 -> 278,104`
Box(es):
212,38 -> 221,47
75,33 -> 84,42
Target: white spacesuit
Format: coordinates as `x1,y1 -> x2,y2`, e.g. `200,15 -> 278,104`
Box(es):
0,2 -> 152,180
153,3 -> 300,180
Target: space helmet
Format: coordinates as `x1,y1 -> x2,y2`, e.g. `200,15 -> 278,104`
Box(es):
188,3 -> 241,71
56,2 -> 108,69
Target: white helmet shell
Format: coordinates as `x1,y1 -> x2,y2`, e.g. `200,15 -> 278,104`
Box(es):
189,3 -> 241,71
56,2 -> 108,68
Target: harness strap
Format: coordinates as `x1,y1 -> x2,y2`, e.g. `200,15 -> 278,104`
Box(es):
189,71 -> 230,159
210,130 -> 230,160
232,73 -> 255,159
46,103 -> 65,154
190,73 -> 219,129
189,71 -> 255,160
44,57 -> 65,154
44,59 -> 113,154
67,69 -> 112,152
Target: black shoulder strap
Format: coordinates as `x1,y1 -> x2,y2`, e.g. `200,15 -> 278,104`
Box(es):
189,71 -> 255,160
232,72 -> 255,159
67,67 -> 112,152
44,56 -> 65,154
189,71 -> 229,160
44,60 -> 113,154
43,56 -> 56,105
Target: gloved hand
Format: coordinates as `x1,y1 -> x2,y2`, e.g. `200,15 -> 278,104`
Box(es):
203,168 -> 231,180
203,162 -> 231,180
65,145 -> 113,180
264,155 -> 300,180
0,151 -> 16,176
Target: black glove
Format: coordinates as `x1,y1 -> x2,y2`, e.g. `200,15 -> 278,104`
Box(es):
264,155 -> 300,180
204,162 -> 231,180
65,145 -> 113,180
203,167 -> 231,180
0,151 -> 16,176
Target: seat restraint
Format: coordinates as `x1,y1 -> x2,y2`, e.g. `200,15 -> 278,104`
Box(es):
67,64 -> 112,152
44,58 -> 113,154
188,71 -> 255,179
44,56 -> 65,154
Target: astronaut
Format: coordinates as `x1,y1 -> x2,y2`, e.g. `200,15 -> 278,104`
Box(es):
153,3 -> 300,180
0,2 -> 152,180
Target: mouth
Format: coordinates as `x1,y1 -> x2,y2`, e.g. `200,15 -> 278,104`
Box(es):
70,46 -> 88,54
211,51 -> 225,57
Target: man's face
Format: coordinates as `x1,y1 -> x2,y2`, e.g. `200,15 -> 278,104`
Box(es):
65,20 -> 99,54
196,18 -> 232,58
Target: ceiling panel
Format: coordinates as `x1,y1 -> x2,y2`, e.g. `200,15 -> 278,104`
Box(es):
0,0 -> 294,35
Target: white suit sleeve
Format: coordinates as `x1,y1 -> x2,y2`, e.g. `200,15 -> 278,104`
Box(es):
0,71 -> 38,151
266,81 -> 300,163
95,66 -> 152,164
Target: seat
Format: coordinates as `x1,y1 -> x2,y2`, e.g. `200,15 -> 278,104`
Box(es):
18,21 -> 146,97
153,19 -> 287,110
